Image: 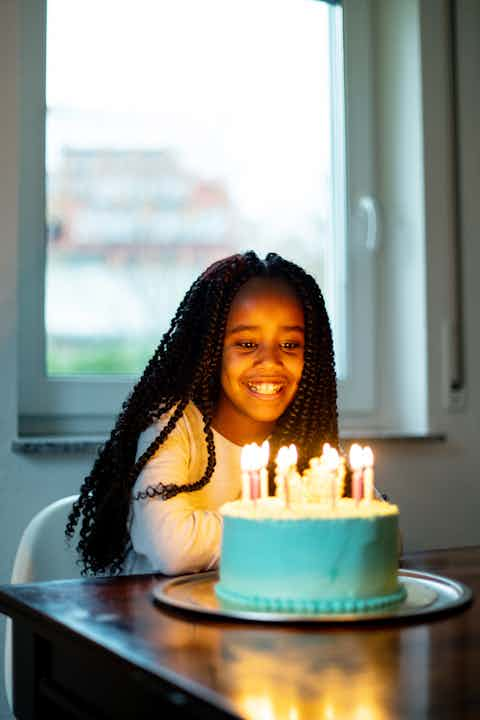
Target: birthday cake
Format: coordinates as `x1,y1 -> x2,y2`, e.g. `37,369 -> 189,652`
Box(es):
214,444 -> 405,614
215,497 -> 404,613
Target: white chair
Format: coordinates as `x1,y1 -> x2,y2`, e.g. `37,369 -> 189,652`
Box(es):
4,495 -> 82,715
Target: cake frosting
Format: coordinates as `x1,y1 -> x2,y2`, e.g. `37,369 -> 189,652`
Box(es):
215,497 -> 405,613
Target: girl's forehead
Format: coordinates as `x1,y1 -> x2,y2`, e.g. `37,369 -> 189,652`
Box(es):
227,277 -> 304,322
233,276 -> 299,300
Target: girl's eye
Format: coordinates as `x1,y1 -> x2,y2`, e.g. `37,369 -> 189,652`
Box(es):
237,341 -> 257,349
281,341 -> 301,350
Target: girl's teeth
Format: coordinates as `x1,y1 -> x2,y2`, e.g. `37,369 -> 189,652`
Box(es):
249,383 -> 282,395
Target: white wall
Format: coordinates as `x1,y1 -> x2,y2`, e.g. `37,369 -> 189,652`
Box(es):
369,0 -> 480,550
0,7 -> 95,715
0,0 -> 479,716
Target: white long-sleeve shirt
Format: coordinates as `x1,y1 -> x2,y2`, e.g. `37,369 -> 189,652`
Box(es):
124,402 -> 242,576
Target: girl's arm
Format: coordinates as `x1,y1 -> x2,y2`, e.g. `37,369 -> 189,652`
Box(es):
129,420 -> 223,575
130,495 -> 222,575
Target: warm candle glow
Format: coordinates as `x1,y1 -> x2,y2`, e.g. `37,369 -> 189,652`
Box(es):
322,445 -> 340,508
349,443 -> 364,506
260,440 -> 270,466
363,446 -> 374,467
349,443 -> 364,470
275,444 -> 297,472
324,446 -> 340,472
241,443 -> 264,472
274,445 -> 297,508
362,446 -> 375,502
240,444 -> 252,472
275,446 -> 290,472
241,443 -> 268,502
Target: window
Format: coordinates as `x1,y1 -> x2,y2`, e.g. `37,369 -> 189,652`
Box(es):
19,0 -> 377,435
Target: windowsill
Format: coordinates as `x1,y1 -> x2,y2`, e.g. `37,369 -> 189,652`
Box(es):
340,430 -> 446,443
12,436 -> 106,455
11,431 -> 447,455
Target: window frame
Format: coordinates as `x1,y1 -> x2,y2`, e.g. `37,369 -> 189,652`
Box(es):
18,0 -> 378,435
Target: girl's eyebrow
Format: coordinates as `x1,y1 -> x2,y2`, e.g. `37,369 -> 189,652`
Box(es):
227,324 -> 305,335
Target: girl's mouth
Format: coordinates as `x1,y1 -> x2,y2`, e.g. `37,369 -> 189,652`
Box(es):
246,382 -> 285,398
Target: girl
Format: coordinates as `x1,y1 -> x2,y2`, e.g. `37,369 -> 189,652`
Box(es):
66,251 -> 338,575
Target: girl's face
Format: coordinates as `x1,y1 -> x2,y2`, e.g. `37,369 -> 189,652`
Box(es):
213,277 -> 305,445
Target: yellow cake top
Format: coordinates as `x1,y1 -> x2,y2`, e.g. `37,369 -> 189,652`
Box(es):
220,496 -> 399,520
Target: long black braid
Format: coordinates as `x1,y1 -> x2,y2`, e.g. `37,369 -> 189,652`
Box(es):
65,251 -> 338,575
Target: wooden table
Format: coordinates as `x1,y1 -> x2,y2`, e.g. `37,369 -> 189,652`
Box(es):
0,547 -> 478,719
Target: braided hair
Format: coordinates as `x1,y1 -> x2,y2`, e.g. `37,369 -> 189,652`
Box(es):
66,251 -> 338,575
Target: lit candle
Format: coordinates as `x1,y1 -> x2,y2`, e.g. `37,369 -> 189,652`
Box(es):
349,443 -> 364,507
240,443 -> 263,502
324,444 -> 340,508
285,444 -> 298,508
362,446 -> 375,502
240,444 -> 251,501
274,446 -> 291,500
306,449 -> 330,503
274,444 -> 297,508
250,467 -> 260,501
259,440 -> 270,498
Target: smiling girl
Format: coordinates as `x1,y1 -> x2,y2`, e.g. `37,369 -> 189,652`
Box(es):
66,252 -> 338,575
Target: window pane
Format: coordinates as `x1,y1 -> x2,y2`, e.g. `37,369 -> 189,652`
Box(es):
46,0 -> 345,376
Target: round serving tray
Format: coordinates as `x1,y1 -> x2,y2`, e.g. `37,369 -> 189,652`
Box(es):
152,569 -> 473,623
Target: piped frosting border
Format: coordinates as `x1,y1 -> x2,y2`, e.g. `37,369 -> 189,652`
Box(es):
215,581 -> 407,614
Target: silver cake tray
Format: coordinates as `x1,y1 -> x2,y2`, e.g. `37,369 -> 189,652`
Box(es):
152,569 -> 473,623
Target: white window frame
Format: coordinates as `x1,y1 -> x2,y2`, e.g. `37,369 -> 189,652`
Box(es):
18,0 -> 378,436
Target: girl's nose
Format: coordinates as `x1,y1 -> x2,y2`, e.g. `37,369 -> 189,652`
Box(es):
254,343 -> 282,366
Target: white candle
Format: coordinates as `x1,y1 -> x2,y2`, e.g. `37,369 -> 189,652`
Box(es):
324,444 -> 340,508
275,444 -> 297,508
260,440 -> 270,498
240,444 -> 252,501
286,445 -> 298,508
241,471 -> 250,501
349,443 -> 364,507
274,445 -> 291,500
362,446 -> 375,502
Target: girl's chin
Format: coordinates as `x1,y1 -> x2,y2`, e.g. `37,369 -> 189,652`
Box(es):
240,390 -> 295,421
243,403 -> 289,424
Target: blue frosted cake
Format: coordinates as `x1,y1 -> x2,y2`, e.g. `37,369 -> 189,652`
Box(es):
215,497 -> 405,613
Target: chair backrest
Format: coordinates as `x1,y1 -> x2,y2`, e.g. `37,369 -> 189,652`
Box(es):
10,495 -> 82,584
5,495 -> 82,714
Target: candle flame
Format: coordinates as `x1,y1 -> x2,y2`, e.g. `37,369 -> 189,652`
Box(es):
240,444 -> 251,472
325,447 -> 340,471
349,443 -> 364,470
275,444 -> 297,471
322,442 -> 331,456
363,446 -> 374,467
241,443 -> 266,472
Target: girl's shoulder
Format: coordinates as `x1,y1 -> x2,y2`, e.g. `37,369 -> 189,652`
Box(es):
136,401 -> 205,460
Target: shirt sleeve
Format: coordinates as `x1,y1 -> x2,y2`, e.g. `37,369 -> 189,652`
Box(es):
129,418 -> 223,575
